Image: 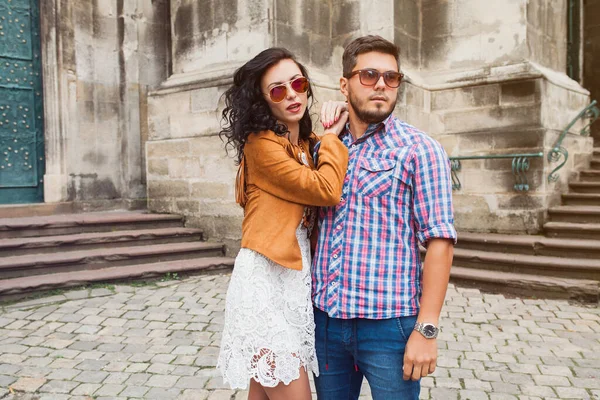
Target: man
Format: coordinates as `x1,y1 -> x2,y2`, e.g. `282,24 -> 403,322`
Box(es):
313,35 -> 457,399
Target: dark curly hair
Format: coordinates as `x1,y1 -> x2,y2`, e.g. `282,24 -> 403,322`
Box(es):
219,48 -> 314,165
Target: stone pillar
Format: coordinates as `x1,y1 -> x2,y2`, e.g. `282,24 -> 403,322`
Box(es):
417,0 -> 593,233
41,0 -> 169,208
584,0 -> 600,144
147,0 -> 271,252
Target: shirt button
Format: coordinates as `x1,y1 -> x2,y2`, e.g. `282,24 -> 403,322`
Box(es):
333,254 -> 338,259
336,225 -> 342,231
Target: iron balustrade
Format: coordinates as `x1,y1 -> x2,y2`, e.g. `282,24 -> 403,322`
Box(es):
449,153 -> 544,192
449,101 -> 599,192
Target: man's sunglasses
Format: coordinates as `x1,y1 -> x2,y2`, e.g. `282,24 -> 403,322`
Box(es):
348,69 -> 404,88
266,77 -> 310,103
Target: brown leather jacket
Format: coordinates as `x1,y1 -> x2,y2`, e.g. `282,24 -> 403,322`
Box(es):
235,130 -> 349,270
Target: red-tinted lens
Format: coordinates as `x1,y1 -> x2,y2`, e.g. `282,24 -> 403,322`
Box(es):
269,85 -> 287,103
290,77 -> 309,94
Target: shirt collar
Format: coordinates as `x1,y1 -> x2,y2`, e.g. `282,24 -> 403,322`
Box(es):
341,113 -> 395,142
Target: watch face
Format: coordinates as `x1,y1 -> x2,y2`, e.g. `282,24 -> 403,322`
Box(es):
422,324 -> 437,338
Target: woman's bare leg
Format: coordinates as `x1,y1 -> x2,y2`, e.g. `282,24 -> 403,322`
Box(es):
248,379 -> 270,400
262,367 -> 312,400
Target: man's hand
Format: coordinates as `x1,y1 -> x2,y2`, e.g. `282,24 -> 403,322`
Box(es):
403,330 -> 437,381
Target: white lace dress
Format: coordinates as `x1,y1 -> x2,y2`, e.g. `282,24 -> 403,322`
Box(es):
217,223 -> 319,389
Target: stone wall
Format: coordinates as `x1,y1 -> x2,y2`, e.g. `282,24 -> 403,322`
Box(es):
42,0 -> 169,208
146,0 -> 594,247
527,0 -> 568,72
421,0 -> 528,72
170,0 -> 269,75
584,0 -> 600,143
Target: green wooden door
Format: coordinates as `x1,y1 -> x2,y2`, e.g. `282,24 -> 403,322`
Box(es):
0,0 -> 44,204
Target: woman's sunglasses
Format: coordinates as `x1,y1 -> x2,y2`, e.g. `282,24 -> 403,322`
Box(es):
267,77 -> 310,103
348,69 -> 404,88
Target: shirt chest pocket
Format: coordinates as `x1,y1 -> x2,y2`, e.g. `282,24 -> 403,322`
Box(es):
356,158 -> 397,197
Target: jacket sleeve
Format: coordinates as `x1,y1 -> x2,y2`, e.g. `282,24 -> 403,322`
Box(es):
245,132 -> 349,206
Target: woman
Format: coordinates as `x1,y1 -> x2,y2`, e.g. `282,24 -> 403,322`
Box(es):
217,48 -> 349,400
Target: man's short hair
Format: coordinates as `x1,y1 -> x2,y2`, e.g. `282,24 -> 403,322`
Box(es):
342,35 -> 400,78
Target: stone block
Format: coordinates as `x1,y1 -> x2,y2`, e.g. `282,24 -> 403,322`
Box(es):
191,182 -> 232,200
198,200 -> 244,217
500,80 -> 540,105
422,0 -> 452,40
148,159 -> 168,176
169,112 -> 221,139
148,199 -> 174,214
148,180 -> 190,198
174,200 -> 200,214
432,85 -> 500,111
147,141 -> 190,158
457,129 -> 544,152
332,1 -> 360,37
394,0 -> 420,38
454,194 -> 543,234
76,81 -> 95,101
191,87 -> 221,113
394,31 -> 420,69
213,0 -> 238,28
168,157 -> 203,179
302,0 -> 331,37
275,23 -> 310,64
310,34 -> 333,68
405,84 -> 424,109
443,104 -> 541,134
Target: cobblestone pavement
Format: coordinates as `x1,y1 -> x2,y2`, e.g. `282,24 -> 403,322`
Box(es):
0,273 -> 599,400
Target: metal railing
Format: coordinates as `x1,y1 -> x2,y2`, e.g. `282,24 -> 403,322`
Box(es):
548,100 -> 599,182
449,153 -> 544,192
449,101 -> 599,192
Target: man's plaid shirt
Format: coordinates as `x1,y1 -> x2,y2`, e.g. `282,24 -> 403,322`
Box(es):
312,115 -> 457,319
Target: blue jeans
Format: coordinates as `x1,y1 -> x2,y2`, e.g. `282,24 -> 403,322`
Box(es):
313,307 -> 420,400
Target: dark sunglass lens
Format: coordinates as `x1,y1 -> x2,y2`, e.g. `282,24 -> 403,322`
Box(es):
359,70 -> 379,85
291,77 -> 309,93
384,72 -> 402,87
270,85 -> 287,102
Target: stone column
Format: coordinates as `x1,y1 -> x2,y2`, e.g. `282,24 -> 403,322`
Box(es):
584,0 -> 600,144
147,0 -> 271,252
418,0 -> 593,233
41,0 -> 169,208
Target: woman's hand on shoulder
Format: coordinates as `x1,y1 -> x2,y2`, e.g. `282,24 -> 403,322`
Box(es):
320,100 -> 349,136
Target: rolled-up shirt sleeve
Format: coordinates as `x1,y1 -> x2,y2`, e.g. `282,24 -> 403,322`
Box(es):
412,138 -> 458,246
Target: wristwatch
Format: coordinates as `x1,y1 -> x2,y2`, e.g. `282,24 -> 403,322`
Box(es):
414,322 -> 439,339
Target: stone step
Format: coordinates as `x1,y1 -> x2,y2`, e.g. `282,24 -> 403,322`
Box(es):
0,228 -> 204,257
456,231 -> 600,260
592,158 -> 600,170
450,266 -> 599,302
569,182 -> 600,194
0,211 -> 183,239
452,248 -> 600,281
594,148 -> 600,157
544,221 -> 600,240
580,170 -> 600,182
562,193 -> 600,206
0,256 -> 235,298
547,205 -> 600,224
0,242 -> 225,279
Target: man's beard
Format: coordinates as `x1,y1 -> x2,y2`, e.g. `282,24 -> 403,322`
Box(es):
348,89 -> 397,125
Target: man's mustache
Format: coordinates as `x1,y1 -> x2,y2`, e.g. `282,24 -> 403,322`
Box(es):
368,94 -> 389,101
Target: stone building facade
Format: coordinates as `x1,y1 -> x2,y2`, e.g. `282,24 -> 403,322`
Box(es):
1,0 -> 597,253
1,0 -> 170,209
